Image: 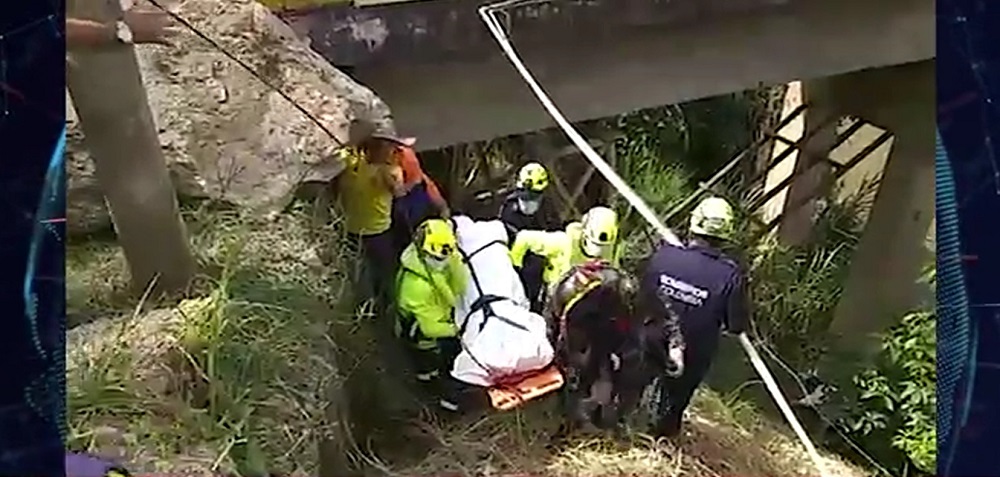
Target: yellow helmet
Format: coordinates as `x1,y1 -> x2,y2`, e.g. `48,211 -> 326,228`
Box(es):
416,219 -> 457,261
580,206 -> 619,258
516,162 -> 550,193
689,196 -> 735,240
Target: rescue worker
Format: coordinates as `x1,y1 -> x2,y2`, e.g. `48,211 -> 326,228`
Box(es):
639,196 -> 750,438
499,162 -> 562,236
545,260 -> 684,435
509,206 -> 620,310
334,120 -> 406,315
499,162 -> 562,312
391,136 -> 451,256
395,219 -> 468,395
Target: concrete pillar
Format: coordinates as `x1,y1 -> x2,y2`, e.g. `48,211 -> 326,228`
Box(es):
829,61 -> 935,359
777,80 -> 839,246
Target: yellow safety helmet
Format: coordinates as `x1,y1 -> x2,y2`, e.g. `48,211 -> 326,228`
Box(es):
516,162 -> 550,193
689,196 -> 735,240
580,206 -> 619,258
416,218 -> 458,261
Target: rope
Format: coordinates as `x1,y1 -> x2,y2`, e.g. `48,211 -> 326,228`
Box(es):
145,0 -> 345,147
754,342 -> 894,476
477,3 -> 827,476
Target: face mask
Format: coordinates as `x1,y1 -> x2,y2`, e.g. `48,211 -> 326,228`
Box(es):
424,255 -> 449,270
517,197 -> 541,215
580,238 -> 611,258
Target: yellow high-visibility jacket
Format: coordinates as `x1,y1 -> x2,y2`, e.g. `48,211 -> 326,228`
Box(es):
509,222 -> 619,286
395,244 -> 469,344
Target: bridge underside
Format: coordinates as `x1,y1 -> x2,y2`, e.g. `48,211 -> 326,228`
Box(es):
324,0 -> 932,150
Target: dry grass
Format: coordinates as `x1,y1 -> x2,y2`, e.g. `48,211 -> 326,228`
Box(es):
66,204 -> 352,476
66,205 -> 869,477
392,390 -> 867,477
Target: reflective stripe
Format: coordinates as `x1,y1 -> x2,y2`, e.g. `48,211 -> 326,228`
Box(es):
416,339 -> 438,351
438,399 -> 460,411
416,370 -> 439,381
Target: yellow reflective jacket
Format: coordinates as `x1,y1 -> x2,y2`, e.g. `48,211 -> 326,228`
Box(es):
395,244 -> 469,341
509,222 -> 619,286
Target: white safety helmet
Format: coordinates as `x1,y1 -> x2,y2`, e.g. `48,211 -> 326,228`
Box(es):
689,196 -> 735,240
579,206 -> 619,258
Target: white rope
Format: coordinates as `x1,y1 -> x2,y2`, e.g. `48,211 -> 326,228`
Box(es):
477,4 -> 827,476
477,4 -> 683,249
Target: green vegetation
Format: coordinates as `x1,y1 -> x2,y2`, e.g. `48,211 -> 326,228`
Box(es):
837,266 -> 936,475
607,98 -> 934,476
67,206 -> 349,475
65,92 -> 931,477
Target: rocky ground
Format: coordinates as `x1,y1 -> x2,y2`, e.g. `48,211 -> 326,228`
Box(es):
66,0 -> 392,236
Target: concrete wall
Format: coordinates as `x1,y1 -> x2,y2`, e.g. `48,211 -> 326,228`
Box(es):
290,0 -> 933,150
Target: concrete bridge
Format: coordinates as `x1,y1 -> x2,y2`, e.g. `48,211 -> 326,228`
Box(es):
282,0 -> 933,149
281,0 -> 934,361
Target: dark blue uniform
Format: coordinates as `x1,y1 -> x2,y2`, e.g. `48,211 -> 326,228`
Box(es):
640,241 -> 749,436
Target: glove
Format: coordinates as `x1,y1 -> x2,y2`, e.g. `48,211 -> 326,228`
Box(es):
665,346 -> 685,378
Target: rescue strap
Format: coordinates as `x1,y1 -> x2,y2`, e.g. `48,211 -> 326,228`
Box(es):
458,239 -> 531,334
454,237 -> 545,391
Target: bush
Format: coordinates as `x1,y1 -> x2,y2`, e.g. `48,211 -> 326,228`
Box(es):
845,274 -> 936,474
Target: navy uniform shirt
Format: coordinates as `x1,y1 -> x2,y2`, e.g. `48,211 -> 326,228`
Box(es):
640,241 -> 749,341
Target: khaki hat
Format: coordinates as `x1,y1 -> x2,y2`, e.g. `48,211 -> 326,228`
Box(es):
370,131 -> 417,147
347,119 -> 415,147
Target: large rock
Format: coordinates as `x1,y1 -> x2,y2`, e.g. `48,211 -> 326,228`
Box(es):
66,0 -> 393,236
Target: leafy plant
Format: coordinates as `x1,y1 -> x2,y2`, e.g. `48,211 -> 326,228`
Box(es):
849,308 -> 936,474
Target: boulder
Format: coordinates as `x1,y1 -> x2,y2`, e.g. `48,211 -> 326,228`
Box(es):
66,0 -> 393,236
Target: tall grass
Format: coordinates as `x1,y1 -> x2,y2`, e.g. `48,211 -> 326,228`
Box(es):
739,178 -> 879,369
66,205 -> 352,475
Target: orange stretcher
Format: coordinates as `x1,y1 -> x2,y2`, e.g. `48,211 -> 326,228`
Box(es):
487,365 -> 565,411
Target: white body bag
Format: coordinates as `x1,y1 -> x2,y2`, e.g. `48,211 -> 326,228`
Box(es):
449,216 -> 555,387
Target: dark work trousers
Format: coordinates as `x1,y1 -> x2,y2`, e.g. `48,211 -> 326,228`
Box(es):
347,231 -> 397,324
402,335 -> 460,384
654,323 -> 721,437
405,337 -> 489,414
518,252 -> 547,313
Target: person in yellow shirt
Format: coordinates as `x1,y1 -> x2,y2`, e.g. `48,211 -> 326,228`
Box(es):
335,120 -> 407,313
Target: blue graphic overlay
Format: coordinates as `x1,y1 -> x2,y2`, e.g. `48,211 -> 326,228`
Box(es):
937,0 -> 1000,475
0,0 -> 67,474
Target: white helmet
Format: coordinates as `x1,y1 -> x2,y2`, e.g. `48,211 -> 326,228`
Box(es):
689,196 -> 735,240
580,206 -> 619,258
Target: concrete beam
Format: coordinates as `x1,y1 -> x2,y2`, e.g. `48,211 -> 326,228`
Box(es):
830,60 -> 935,358
777,89 -> 838,246
335,0 -> 932,149
290,0 -> 805,68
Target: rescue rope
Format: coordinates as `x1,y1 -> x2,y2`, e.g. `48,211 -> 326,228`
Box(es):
477,3 -> 827,475
145,0 -> 345,147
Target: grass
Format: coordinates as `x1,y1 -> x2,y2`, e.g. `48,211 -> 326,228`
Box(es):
66,203 -> 355,476
66,194 -> 874,477
392,389 -> 865,477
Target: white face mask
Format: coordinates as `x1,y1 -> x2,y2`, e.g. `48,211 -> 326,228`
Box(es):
580,238 -> 611,258
517,197 -> 541,215
424,255 -> 449,270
